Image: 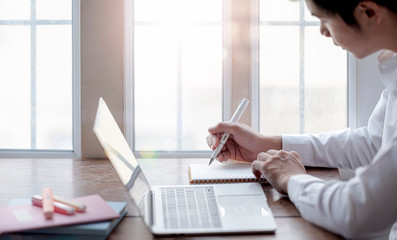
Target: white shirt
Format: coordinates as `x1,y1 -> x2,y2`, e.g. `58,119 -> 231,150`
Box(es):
282,55 -> 397,240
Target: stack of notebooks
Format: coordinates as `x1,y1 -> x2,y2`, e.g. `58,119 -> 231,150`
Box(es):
0,194 -> 127,240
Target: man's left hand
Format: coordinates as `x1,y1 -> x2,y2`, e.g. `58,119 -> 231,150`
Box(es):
252,150 -> 306,195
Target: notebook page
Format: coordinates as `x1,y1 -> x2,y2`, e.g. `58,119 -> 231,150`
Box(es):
188,161 -> 265,184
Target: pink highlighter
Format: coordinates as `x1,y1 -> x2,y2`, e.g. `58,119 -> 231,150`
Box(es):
42,188 -> 54,219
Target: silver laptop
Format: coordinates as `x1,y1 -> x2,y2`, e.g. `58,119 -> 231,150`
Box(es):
93,97 -> 277,236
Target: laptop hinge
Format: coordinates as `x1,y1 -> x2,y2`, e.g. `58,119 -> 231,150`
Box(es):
143,190 -> 154,227
149,190 -> 154,227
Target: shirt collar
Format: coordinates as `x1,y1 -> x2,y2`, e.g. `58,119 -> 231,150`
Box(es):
378,54 -> 397,93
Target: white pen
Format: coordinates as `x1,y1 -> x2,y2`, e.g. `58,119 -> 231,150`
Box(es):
209,98 -> 249,166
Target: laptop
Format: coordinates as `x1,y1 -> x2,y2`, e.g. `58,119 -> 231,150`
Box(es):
93,97 -> 277,236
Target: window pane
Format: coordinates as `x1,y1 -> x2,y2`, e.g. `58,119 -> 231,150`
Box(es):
134,25 -> 179,151
134,0 -> 222,152
179,0 -> 222,22
259,26 -> 300,134
0,0 -> 30,20
305,27 -> 347,133
259,0 -> 347,135
0,26 -> 31,149
36,0 -> 72,20
0,1 -> 73,152
135,0 -> 221,22
260,0 -> 299,22
36,25 -> 73,150
135,0 -> 179,22
181,25 -> 222,150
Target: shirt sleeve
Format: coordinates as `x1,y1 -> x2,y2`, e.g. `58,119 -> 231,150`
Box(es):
287,139 -> 397,239
281,90 -> 387,170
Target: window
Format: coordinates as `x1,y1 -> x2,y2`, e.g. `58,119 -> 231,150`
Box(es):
0,0 -> 80,157
258,0 -> 347,135
126,0 -> 348,157
131,0 -> 223,154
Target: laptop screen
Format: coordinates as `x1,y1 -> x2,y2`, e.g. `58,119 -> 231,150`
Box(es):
93,98 -> 150,212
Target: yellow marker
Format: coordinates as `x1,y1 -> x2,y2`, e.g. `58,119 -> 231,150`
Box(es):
53,195 -> 87,212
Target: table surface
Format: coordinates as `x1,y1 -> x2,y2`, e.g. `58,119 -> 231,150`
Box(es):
0,158 -> 344,240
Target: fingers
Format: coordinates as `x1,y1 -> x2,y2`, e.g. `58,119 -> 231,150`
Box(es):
206,133 -> 220,150
206,132 -> 229,162
251,152 -> 269,178
266,149 -> 278,155
208,122 -> 237,135
251,150 -> 301,177
251,161 -> 263,178
217,150 -> 230,162
264,149 -> 292,160
207,122 -> 236,150
207,124 -> 224,150
290,151 -> 300,159
208,122 -> 225,134
206,135 -> 213,149
251,150 -> 304,195
252,167 -> 262,178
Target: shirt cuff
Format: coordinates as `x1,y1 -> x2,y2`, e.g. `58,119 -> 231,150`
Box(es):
287,174 -> 324,206
282,134 -> 312,166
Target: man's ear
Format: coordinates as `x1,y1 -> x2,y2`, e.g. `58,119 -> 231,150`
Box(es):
356,1 -> 382,24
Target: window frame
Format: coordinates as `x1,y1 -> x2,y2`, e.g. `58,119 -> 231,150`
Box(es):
0,0 -> 81,158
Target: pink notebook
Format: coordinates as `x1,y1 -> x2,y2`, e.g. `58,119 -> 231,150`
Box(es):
0,194 -> 120,234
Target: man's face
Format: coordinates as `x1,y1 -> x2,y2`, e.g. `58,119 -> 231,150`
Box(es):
305,0 -> 379,58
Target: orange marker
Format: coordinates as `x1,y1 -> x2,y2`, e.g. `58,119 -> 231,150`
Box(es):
42,188 -> 54,219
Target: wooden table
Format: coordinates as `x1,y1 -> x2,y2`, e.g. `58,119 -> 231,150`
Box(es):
0,158 -> 344,239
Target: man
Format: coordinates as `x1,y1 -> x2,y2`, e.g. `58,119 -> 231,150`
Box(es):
207,0 -> 397,239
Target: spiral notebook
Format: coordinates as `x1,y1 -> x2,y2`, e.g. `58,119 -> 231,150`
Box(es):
188,161 -> 267,184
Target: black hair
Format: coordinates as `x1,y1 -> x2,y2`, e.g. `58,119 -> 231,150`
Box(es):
311,0 -> 397,27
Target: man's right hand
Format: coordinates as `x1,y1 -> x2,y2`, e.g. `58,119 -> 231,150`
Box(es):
206,122 -> 282,163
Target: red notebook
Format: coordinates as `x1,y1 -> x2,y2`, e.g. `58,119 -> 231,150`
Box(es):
0,194 -> 120,234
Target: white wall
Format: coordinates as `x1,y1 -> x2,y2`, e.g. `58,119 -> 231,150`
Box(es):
80,0 -> 124,159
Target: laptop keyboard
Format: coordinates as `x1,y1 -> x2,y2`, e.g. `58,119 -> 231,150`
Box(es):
161,186 -> 222,229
